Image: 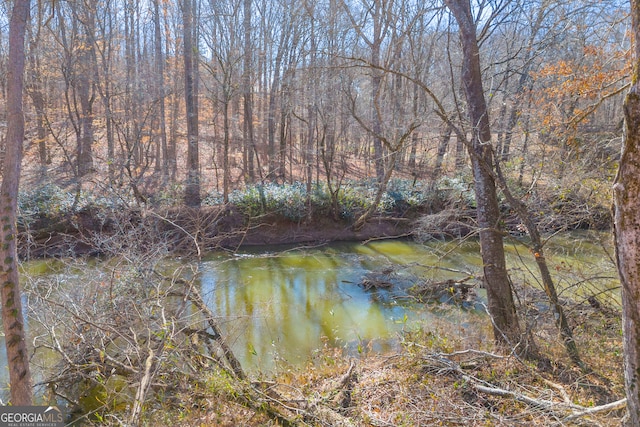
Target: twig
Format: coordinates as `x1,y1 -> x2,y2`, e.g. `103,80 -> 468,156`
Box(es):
130,348 -> 154,425
438,349 -> 508,360
146,210 -> 201,259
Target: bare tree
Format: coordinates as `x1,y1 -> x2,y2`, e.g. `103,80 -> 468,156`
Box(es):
25,0 -> 51,171
265,8 -> 292,181
444,0 -> 530,355
613,1 -> 640,424
75,0 -> 97,177
201,0 -> 243,203
183,0 -> 201,207
1,0 -> 32,405
242,0 -> 257,183
94,0 -> 117,182
342,0 -> 393,183
153,0 -> 169,179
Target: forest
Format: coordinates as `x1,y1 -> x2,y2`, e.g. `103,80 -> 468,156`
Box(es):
0,0 -> 637,425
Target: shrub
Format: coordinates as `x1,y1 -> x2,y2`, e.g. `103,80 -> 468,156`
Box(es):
17,183 -> 132,228
220,179 -> 450,221
227,183 -> 310,220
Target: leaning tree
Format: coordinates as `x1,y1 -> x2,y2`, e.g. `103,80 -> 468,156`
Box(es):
444,0 -> 532,355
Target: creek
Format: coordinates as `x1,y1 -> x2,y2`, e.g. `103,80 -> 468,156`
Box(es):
0,232 -> 618,402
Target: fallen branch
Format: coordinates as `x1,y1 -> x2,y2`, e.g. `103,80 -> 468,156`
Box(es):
130,348 -> 154,425
562,398 -> 627,422
183,284 -> 246,380
472,383 -> 582,412
160,272 -> 246,380
421,353 -> 625,421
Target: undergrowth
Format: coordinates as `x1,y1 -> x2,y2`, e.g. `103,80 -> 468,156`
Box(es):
17,174 -> 610,232
137,305 -> 625,427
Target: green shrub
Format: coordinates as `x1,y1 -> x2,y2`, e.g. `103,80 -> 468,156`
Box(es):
220,179 -> 442,220
17,184 -> 130,227
227,183 -> 310,220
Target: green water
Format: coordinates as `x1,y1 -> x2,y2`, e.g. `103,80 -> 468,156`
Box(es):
0,232 -> 619,402
198,241 -> 487,371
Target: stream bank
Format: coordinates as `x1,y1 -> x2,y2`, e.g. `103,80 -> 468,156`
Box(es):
18,197 -> 610,259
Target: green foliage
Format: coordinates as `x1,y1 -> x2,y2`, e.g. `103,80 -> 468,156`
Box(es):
17,183 -> 134,228
149,183 -> 185,207
223,182 -> 310,220
205,368 -> 238,398
433,175 -> 476,208
18,183 -> 75,223
212,179 -> 454,221
16,177 -> 479,227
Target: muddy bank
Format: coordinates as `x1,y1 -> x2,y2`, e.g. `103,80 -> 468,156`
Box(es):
17,198 -> 610,259
18,205 -> 421,258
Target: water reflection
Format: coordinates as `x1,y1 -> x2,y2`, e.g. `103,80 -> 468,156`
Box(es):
0,232 -> 618,400
199,243 -> 421,372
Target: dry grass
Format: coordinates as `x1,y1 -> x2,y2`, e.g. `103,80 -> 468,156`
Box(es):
135,304 -> 625,427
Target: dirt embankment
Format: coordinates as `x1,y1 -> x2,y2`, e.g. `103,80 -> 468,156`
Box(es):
18,194 -> 612,259
18,205 -> 420,259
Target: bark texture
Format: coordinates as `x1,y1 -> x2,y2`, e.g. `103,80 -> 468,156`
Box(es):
1,0 -> 33,405
445,0 -> 525,351
183,0 -> 201,207
613,1 -> 640,418
614,88 -> 640,427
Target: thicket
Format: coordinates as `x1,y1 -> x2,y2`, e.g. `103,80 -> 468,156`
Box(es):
16,172 -> 611,251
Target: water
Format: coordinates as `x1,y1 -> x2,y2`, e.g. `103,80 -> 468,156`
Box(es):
0,232 -> 619,401
198,241 -> 487,371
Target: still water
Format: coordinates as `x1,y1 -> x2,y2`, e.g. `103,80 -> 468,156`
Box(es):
198,240 -> 488,372
196,231 -> 618,371
0,232 -> 619,400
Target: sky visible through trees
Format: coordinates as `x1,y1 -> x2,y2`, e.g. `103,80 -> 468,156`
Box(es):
0,0 -> 628,202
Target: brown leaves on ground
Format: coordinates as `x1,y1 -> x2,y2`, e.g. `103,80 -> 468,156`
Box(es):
144,313 -> 625,427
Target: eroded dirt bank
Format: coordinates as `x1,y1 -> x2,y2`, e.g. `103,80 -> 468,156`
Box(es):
18,198 -> 610,259
18,205 -> 421,258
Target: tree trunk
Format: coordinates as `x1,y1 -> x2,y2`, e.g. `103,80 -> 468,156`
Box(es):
267,37 -> 285,181
169,57 -> 180,182
26,14 -> 49,171
223,99 -> 230,203
77,0 -> 97,177
408,83 -> 419,171
432,122 -> 453,179
183,0 -> 200,207
1,0 -> 32,405
613,3 -> 640,422
370,13 -> 385,183
445,0 -> 528,354
103,76 -> 115,182
165,1 -> 178,180
493,151 -> 582,366
614,92 -> 640,427
27,74 -> 49,169
243,0 -> 256,183
153,0 -> 169,179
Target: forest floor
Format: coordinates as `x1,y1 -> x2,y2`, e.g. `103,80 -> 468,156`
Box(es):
143,296 -> 626,427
